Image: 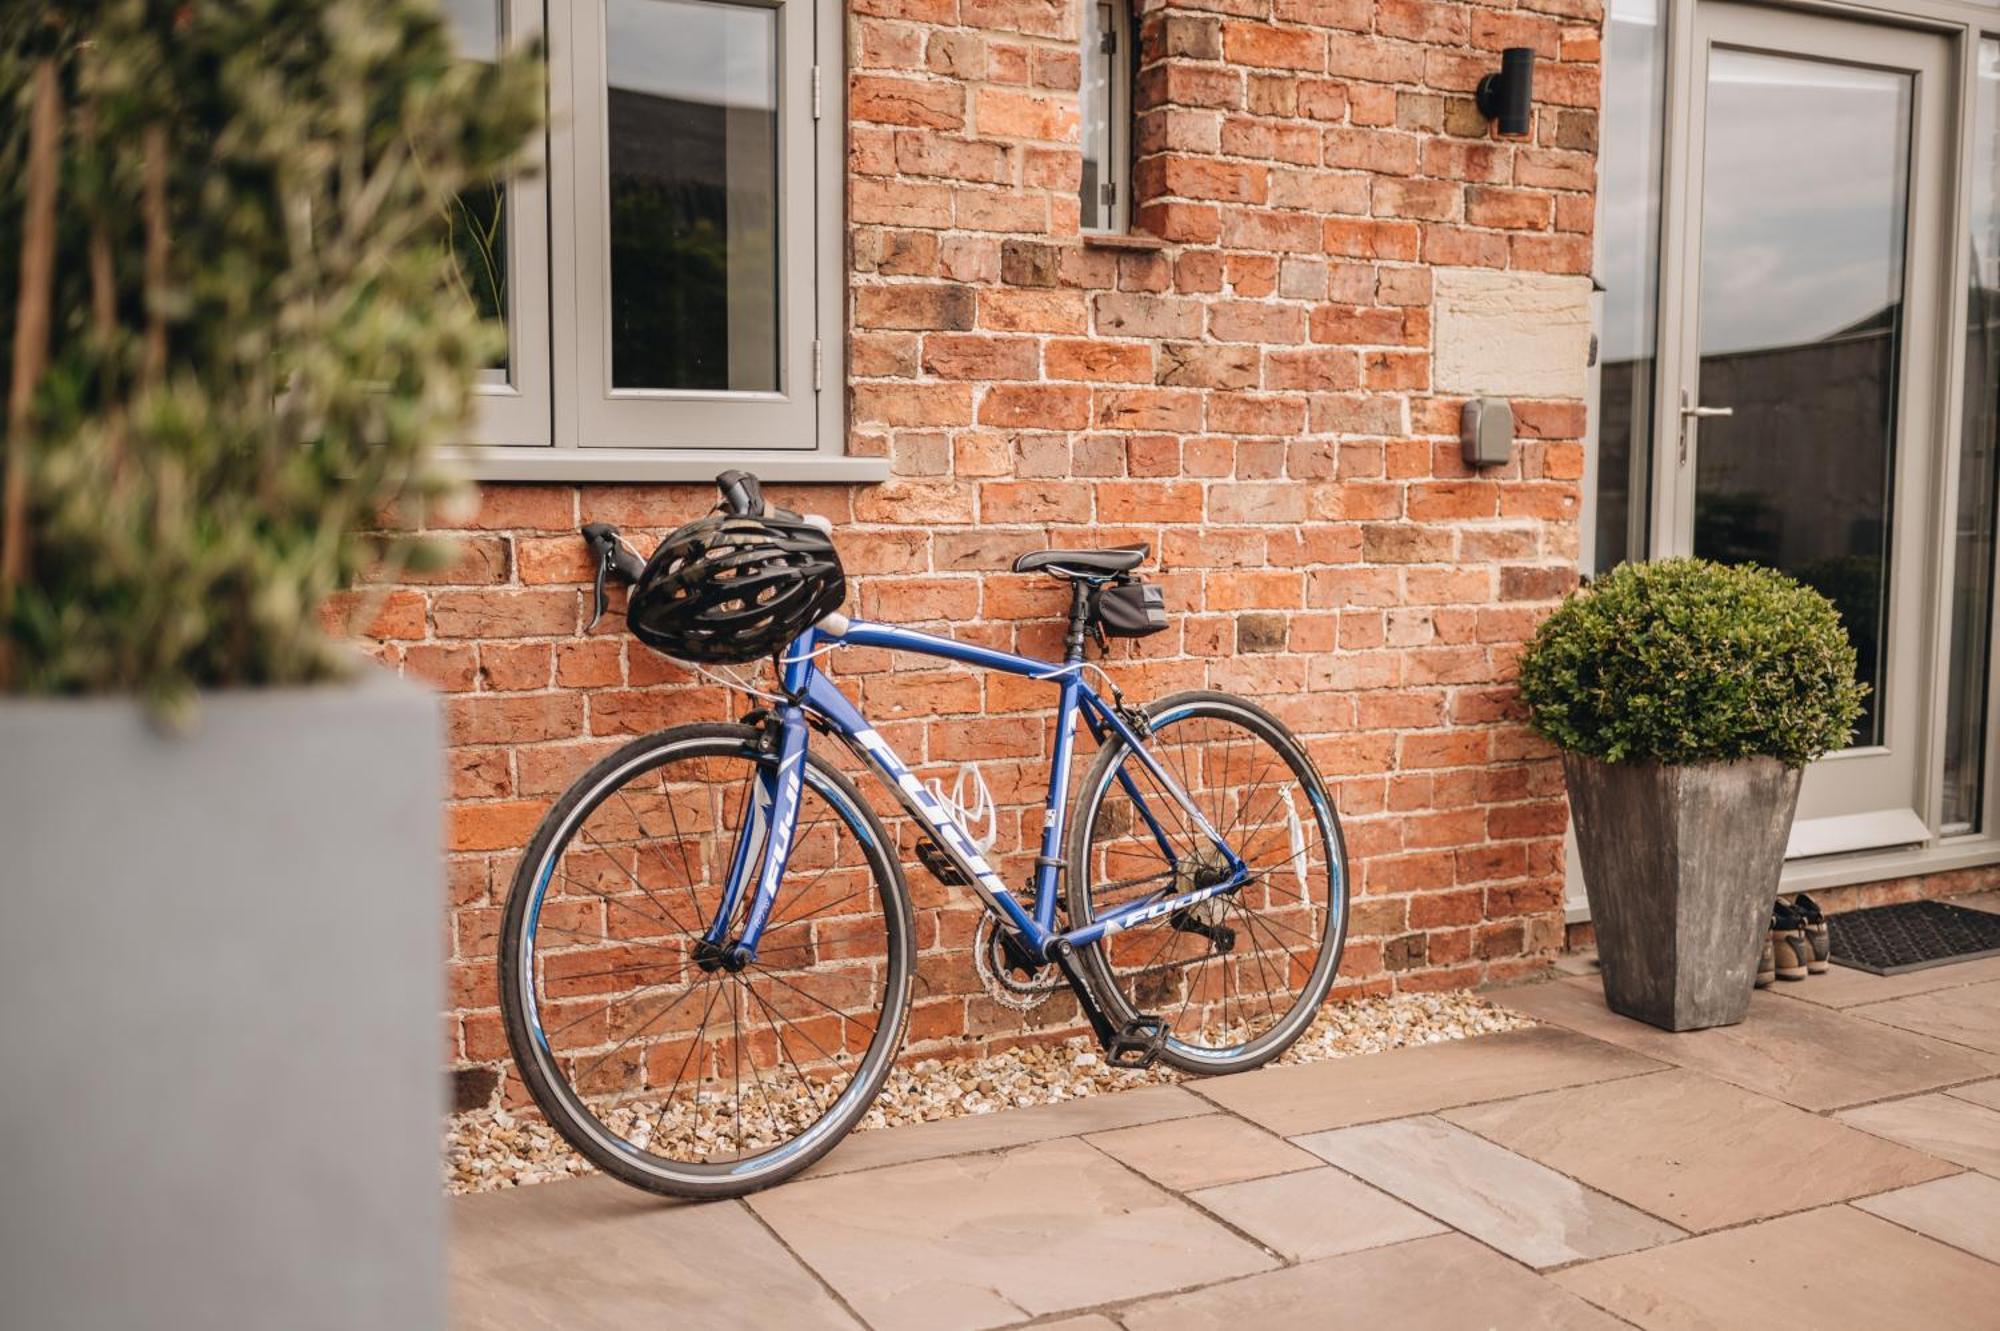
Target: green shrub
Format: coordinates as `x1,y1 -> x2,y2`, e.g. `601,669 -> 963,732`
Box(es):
1517,558 -> 1866,768
0,1 -> 541,714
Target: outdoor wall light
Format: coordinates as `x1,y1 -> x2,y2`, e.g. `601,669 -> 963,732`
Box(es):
1477,47 -> 1536,137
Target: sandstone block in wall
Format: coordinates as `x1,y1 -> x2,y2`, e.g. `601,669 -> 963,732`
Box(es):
1433,267 -> 1593,401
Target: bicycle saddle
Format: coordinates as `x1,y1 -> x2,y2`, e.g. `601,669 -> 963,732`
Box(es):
1013,544 -> 1148,577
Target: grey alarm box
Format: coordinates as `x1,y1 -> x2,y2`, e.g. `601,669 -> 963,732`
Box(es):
1461,396 -> 1513,468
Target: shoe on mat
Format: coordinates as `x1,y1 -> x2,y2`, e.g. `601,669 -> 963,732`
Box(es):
1756,934 -> 1776,988
1792,893 -> 1831,973
1771,902 -> 1811,982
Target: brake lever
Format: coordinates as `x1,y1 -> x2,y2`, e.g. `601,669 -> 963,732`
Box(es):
587,546 -> 612,633
581,522 -> 643,632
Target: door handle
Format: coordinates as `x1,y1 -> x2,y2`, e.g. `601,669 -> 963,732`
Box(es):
1677,389 -> 1733,464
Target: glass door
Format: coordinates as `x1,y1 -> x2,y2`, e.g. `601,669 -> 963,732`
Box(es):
1664,3 -> 1951,856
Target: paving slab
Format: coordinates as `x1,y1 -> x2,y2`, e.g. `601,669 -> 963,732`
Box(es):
1191,1025 -> 1663,1136
1948,1076 -> 2000,1110
1295,1115 -> 1683,1268
806,1083 -> 1208,1178
1501,974 -> 2000,1109
1444,1068 -> 1956,1231
746,1136 -> 1273,1331
1837,1091 -> 2000,1174
1853,1172 -> 2000,1264
1852,979 -> 2000,1054
1778,953 -> 2000,1008
1553,1204 -> 2000,1330
1085,1113 -> 1318,1193
1955,889 -> 2000,914
1118,1234 -> 1627,1331
1188,1166 -> 1445,1262
450,1180 -> 857,1331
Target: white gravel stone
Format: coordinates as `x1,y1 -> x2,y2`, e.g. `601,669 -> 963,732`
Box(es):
444,989 -> 1532,1195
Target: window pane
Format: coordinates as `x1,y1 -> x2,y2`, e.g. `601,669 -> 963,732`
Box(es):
1691,50 -> 1911,747
444,0 -> 509,376
1946,40 -> 2000,832
441,0 -> 501,57
606,0 -> 779,392
1080,1 -> 1117,231
1592,0 -> 1665,574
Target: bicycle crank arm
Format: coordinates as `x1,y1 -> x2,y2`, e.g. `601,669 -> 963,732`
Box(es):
1046,939 -> 1172,1069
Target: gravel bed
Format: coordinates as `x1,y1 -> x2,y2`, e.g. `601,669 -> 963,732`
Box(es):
445,989 -> 1533,1195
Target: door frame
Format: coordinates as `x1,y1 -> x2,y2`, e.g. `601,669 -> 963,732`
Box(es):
1576,0 -> 2000,909
1658,2 -> 1951,856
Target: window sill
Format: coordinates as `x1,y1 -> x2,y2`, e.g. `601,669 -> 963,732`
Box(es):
1081,231 -> 1169,253
443,447 -> 891,485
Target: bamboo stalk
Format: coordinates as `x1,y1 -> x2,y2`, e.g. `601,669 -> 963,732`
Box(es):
0,57 -> 64,689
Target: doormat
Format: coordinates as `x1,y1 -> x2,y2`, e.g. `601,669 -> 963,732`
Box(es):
1828,900 -> 2000,975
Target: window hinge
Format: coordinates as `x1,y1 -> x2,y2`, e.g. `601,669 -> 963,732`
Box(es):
812,65 -> 821,120
813,339 -> 824,392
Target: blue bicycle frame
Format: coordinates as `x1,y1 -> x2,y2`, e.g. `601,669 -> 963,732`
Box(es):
701,617 -> 1251,965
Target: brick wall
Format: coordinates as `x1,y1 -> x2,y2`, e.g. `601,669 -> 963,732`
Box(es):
355,0 -> 1607,1112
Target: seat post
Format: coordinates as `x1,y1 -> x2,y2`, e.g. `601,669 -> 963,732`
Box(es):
1063,579 -> 1092,664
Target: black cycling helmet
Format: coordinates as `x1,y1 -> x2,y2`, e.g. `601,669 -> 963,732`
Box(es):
624,509 -> 844,664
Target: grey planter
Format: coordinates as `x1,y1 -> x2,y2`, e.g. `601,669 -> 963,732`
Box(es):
0,669 -> 444,1331
1564,752 -> 1802,1032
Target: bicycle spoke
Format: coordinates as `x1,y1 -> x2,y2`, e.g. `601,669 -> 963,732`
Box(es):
740,975 -> 832,1121
553,866 -> 682,939
572,976 -> 711,1089
634,782 -> 709,935
729,980 -> 744,1158
743,970 -> 851,1073
749,965 -> 878,1047
648,977 -> 724,1145
577,830 -> 699,940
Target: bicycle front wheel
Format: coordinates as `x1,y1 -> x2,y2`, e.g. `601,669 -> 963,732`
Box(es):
499,723 -> 913,1199
1067,691 -> 1348,1075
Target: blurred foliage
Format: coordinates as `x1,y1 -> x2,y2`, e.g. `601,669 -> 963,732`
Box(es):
0,1 -> 541,713
1518,558 -> 1867,768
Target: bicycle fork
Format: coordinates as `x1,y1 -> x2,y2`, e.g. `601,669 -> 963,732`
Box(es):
697,707 -> 809,973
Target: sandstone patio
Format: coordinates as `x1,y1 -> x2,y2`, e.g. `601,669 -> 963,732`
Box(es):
452,898 -> 2000,1331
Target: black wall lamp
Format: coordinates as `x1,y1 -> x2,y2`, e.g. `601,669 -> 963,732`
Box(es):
1477,47 -> 1536,137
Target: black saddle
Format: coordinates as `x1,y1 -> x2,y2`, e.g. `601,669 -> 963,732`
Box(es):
1013,544 -> 1148,578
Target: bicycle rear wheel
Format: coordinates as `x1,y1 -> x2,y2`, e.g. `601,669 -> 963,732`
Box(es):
1066,691 -> 1348,1074
499,724 -> 912,1199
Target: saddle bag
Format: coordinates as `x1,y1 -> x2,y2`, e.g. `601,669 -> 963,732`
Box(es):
1091,577 -> 1169,639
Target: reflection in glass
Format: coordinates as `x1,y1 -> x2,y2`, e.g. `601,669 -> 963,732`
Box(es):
1692,49 -> 1912,745
1592,0 -> 1665,574
1080,1 -> 1120,231
607,0 -> 779,392
1946,42 -> 2000,833
444,0 -> 509,375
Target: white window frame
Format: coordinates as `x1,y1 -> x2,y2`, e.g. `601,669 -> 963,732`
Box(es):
451,0 -> 879,483
463,0 -> 554,447
1081,0 -> 1135,235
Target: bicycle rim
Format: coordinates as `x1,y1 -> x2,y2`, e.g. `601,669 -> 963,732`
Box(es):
1068,693 -> 1348,1073
500,726 -> 911,1197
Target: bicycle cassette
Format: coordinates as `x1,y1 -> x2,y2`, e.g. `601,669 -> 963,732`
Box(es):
972,915 -> 1066,1012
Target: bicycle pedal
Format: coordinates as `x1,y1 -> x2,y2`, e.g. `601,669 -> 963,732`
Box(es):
914,839 -> 968,887
1105,1015 -> 1170,1069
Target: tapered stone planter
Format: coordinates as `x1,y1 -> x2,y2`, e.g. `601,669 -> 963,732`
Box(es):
1564,752 -> 1802,1032
0,669 -> 444,1331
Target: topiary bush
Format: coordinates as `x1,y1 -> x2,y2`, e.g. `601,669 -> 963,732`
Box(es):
0,1 -> 541,715
1517,558 -> 1867,768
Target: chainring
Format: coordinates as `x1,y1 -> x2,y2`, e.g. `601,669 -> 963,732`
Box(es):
972,914 -> 1065,1012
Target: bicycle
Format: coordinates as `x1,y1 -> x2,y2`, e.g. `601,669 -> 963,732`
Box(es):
499,471 -> 1349,1198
